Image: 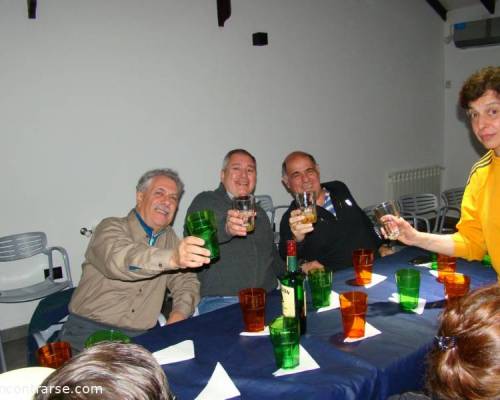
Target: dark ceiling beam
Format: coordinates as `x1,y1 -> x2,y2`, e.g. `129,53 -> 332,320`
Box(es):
425,0 -> 447,21
479,0 -> 495,14
217,0 -> 231,27
27,0 -> 37,19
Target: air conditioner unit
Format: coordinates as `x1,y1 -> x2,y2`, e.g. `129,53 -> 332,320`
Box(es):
453,16 -> 500,48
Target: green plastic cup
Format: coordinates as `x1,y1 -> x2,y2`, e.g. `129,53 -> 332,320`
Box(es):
186,209 -> 220,260
269,316 -> 300,369
84,329 -> 131,348
308,269 -> 332,309
482,254 -> 492,266
395,268 -> 420,311
431,253 -> 438,270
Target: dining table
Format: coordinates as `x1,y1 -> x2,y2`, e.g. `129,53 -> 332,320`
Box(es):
132,246 -> 497,400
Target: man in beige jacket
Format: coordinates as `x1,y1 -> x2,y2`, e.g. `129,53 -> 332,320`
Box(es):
60,168 -> 210,352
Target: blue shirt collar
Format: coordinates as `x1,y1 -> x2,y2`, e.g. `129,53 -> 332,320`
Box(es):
134,209 -> 165,246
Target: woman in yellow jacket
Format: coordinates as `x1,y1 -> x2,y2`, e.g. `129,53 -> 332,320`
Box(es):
383,66 -> 500,281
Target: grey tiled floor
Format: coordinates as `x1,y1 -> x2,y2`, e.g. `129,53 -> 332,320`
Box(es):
4,337 -> 28,371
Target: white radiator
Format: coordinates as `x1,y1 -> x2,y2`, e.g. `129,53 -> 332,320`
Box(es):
387,165 -> 443,200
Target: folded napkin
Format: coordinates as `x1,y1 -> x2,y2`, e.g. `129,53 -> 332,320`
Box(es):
363,273 -> 387,289
273,345 -> 320,377
153,340 -> 195,365
388,292 -> 427,315
316,291 -> 340,313
343,322 -> 382,343
195,362 -> 240,400
414,262 -> 432,269
429,270 -> 439,278
240,326 -> 269,336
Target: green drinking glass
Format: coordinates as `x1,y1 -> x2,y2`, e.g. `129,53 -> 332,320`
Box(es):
186,209 -> 220,260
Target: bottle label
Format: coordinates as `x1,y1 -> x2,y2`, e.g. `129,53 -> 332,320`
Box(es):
281,284 -> 296,318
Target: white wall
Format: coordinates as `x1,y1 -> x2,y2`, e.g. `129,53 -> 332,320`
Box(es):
443,3 -> 500,189
0,0 -> 444,329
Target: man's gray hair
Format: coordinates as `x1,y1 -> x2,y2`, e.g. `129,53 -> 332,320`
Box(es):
136,168 -> 185,196
221,149 -> 257,170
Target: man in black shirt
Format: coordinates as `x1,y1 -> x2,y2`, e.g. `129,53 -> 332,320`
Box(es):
279,151 -> 392,273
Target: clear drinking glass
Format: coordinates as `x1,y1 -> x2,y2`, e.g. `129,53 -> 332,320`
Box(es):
233,195 -> 256,232
294,191 -> 317,223
373,200 -> 400,240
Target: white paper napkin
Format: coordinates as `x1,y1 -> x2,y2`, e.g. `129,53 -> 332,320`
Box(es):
414,262 -> 432,269
362,273 -> 387,288
316,291 -> 340,312
343,322 -> 382,343
152,340 -> 195,365
240,326 -> 270,336
388,292 -> 427,315
273,344 -> 320,376
195,362 -> 240,400
429,270 -> 439,278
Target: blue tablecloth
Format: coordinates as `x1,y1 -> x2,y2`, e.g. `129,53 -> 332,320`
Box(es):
133,247 -> 497,400
27,247 -> 496,399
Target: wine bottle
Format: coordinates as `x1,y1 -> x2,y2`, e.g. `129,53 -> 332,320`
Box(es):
280,240 -> 307,335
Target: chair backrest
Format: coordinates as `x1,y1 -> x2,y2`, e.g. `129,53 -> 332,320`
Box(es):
0,232 -> 72,373
398,193 -> 439,215
255,194 -> 274,222
0,231 -> 72,294
255,194 -> 290,245
0,232 -> 47,262
441,187 -> 465,209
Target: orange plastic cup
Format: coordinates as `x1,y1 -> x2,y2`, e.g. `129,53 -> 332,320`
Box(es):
444,273 -> 470,300
352,249 -> 375,285
238,288 -> 266,332
37,341 -> 72,368
437,254 -> 457,283
339,291 -> 368,338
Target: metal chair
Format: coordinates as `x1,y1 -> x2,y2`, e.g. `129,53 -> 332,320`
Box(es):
397,193 -> 442,233
438,187 -> 465,233
0,232 -> 73,372
255,194 -> 289,245
254,195 -> 275,223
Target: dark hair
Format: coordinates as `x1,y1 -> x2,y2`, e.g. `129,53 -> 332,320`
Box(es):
222,149 -> 257,170
35,342 -> 174,400
281,151 -> 318,177
459,66 -> 500,109
426,284 -> 500,400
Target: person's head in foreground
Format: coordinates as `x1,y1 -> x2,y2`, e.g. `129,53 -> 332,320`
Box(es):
459,66 -> 500,156
35,342 -> 174,400
426,283 -> 500,400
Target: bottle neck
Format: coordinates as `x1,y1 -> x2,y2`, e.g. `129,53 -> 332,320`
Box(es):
287,255 -> 298,273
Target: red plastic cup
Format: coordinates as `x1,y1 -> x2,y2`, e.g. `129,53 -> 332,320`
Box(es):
37,341 -> 72,368
444,273 -> 470,301
238,288 -> 266,332
437,254 -> 456,283
352,249 -> 375,285
339,291 -> 368,338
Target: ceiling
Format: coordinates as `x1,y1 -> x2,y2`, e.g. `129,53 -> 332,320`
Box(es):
426,0 -> 496,20
441,0 -> 486,8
